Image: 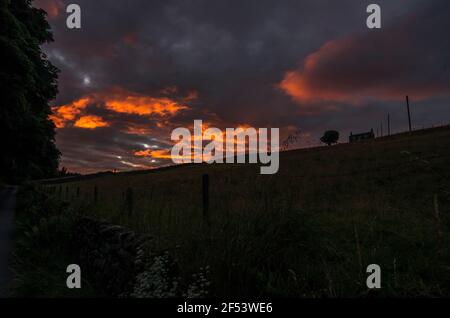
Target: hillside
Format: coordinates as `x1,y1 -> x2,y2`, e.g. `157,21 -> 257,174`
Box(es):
40,126 -> 450,296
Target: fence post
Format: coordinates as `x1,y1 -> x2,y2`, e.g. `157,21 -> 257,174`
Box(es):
202,174 -> 210,226
76,187 -> 80,198
66,186 -> 69,199
406,95 -> 412,132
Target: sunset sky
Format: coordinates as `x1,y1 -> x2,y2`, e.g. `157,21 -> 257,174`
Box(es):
34,0 -> 450,174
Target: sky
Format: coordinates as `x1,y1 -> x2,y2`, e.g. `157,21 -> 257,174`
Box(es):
33,0 -> 450,174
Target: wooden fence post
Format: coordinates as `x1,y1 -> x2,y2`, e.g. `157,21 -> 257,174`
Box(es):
76,187 -> 80,198
202,174 -> 210,226
406,95 -> 412,132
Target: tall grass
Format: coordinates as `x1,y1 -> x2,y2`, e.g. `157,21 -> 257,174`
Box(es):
44,127 -> 450,296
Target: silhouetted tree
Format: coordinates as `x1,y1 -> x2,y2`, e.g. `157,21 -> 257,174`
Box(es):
320,130 -> 339,146
0,0 -> 60,182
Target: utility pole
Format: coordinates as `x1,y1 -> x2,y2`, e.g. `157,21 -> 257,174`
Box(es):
388,113 -> 391,136
381,122 -> 383,137
406,95 -> 412,132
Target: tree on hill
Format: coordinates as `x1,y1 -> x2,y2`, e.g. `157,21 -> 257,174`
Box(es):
0,0 -> 60,182
320,130 -> 339,146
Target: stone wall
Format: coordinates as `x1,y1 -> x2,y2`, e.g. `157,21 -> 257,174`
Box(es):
74,217 -> 151,296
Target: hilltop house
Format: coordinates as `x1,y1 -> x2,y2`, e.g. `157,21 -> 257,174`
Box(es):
349,129 -> 375,143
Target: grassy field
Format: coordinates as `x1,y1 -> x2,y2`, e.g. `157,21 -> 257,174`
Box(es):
42,126 -> 450,297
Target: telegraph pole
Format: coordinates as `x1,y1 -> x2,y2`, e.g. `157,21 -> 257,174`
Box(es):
387,113 -> 391,136
406,95 -> 412,132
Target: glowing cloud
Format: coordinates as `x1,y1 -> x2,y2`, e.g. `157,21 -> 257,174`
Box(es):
74,115 -> 109,129
134,149 -> 185,160
133,121 -> 269,164
49,87 -> 193,130
105,95 -> 188,116
280,18 -> 450,105
50,97 -> 92,128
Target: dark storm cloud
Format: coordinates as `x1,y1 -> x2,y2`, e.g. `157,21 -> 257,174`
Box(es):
44,0 -> 413,108
280,0 -> 450,105
34,0 -> 450,173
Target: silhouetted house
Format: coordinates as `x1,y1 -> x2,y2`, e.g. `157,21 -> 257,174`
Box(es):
349,129 -> 375,143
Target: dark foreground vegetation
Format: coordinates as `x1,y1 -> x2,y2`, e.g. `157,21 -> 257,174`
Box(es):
13,185 -> 210,297
12,126 -> 450,297
12,186 -> 96,297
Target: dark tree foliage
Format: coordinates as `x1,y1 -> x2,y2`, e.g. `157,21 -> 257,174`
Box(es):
0,0 -> 60,183
320,130 -> 339,146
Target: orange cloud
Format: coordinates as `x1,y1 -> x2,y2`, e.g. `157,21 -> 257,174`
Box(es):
101,86 -> 192,117
105,95 -> 188,116
134,149 -> 153,157
49,87 -> 193,130
152,149 -> 188,160
280,32 -> 450,105
279,40 -> 374,104
50,115 -> 65,129
74,115 -> 109,129
50,97 -> 92,128
134,149 -> 185,160
133,122 -> 267,163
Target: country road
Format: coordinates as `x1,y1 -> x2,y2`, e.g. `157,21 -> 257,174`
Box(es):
0,185 -> 17,298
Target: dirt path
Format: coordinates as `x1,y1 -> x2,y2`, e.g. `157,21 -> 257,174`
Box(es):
0,185 -> 17,298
